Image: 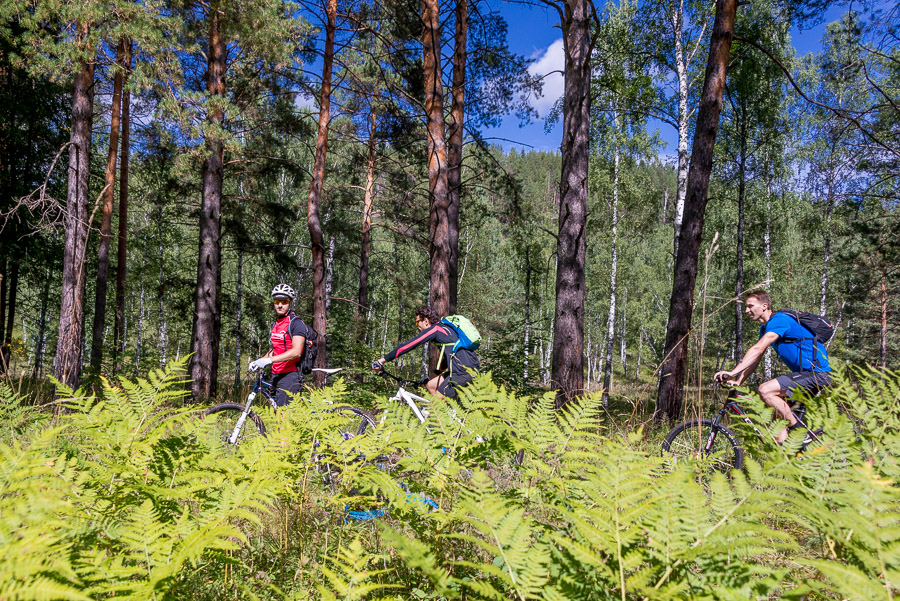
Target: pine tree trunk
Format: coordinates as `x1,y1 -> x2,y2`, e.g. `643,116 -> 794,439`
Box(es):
423,0 -> 451,333
190,9 -> 226,399
656,0 -> 738,420
54,31 -> 95,390
113,41 -> 132,375
357,108 -> 376,334
306,0 -> 337,383
551,0 -> 592,407
90,38 -> 127,374
734,111 -> 746,361
447,0 -> 467,313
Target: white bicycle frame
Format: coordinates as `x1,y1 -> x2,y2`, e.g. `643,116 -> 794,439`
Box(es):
227,367 -> 344,444
385,382 -> 483,443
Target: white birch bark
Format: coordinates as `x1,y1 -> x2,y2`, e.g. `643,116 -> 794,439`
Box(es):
602,124 -> 620,406
764,186 -> 773,380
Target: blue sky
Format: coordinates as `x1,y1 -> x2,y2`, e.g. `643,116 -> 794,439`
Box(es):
480,0 -> 852,156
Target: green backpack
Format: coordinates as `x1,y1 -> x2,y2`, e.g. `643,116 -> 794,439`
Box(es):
440,315 -> 482,354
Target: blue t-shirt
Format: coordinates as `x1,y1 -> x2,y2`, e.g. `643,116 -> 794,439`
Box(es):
760,312 -> 831,373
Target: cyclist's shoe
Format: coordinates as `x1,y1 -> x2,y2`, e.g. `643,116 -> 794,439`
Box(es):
801,428 -> 825,447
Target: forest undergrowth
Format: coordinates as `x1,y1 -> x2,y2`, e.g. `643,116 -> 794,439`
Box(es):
1,357 -> 897,600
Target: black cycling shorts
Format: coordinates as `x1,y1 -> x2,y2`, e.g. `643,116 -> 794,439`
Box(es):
776,370 -> 831,400
272,370 -> 303,406
437,351 -> 479,399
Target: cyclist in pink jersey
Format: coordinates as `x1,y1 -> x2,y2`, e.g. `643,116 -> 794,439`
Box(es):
248,284 -> 309,406
373,305 -> 479,399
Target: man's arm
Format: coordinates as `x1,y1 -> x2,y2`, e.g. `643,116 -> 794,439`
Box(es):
715,332 -> 779,384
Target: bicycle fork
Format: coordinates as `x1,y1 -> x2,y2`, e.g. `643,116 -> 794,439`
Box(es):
229,391 -> 257,444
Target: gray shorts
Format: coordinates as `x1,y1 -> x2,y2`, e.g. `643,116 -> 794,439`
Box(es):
272,370 -> 303,406
776,371 -> 831,400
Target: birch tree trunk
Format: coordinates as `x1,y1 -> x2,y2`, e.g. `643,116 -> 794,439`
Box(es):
523,248 -> 531,383
357,108 -> 376,336
306,0 -> 338,382
2,261 -> 18,371
32,265 -> 53,378
90,38 -> 127,374
325,235 -> 336,312
734,110 -> 746,361
113,40 -> 132,375
234,249 -> 243,386
155,210 -> 168,367
764,184 -> 772,380
134,280 -> 145,377
54,25 -> 95,390
672,0 -> 690,261
620,288 -> 627,377
423,0 -> 451,331
447,0 -> 467,313
190,7 -> 226,399
551,0 -> 592,406
820,181 -> 833,316
602,129 -> 620,406
656,0 -> 738,419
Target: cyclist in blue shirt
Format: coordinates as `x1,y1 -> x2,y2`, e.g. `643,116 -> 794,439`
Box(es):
714,291 -> 832,443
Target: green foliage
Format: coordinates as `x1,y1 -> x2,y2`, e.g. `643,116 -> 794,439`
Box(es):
3,361 -> 899,600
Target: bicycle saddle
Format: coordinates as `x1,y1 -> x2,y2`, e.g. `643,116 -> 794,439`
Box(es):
312,367 -> 344,375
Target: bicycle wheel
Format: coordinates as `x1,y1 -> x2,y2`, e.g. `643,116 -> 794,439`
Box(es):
203,403 -> 267,447
662,419 -> 744,472
316,406 -> 378,489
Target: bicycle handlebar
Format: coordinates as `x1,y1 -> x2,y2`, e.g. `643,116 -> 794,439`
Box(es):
375,365 -> 427,388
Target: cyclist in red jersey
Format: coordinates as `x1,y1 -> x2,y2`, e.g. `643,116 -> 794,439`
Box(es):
248,284 -> 308,406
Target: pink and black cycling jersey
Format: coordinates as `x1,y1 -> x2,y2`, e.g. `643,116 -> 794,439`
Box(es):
270,313 -> 307,374
385,323 -> 457,369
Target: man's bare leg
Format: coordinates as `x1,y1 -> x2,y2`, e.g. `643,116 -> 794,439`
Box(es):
759,379 -> 796,443
427,375 -> 448,400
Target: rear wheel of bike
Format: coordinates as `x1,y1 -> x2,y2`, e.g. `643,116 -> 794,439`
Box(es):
662,419 -> 744,471
316,406 -> 378,490
203,403 -> 267,447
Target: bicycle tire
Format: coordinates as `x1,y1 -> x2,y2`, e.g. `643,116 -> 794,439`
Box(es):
327,405 -> 377,436
203,403 -> 267,446
317,406 -> 378,491
662,419 -> 744,471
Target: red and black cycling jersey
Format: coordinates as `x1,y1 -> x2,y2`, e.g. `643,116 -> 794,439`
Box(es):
385,323 -> 457,368
270,313 -> 307,375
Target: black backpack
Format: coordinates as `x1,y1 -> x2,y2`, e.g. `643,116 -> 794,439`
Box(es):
288,314 -> 318,375
776,309 -> 835,343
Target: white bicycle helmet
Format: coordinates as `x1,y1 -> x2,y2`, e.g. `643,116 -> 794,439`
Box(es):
271,283 -> 295,300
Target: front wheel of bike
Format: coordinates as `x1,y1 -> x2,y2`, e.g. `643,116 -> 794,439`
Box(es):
662,419 -> 744,472
203,403 -> 267,447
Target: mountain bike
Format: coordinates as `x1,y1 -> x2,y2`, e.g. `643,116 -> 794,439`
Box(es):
373,365 -> 525,467
203,367 -> 375,447
661,381 -> 823,472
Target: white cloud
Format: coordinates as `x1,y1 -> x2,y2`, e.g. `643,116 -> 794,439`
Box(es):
527,39 -> 565,118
